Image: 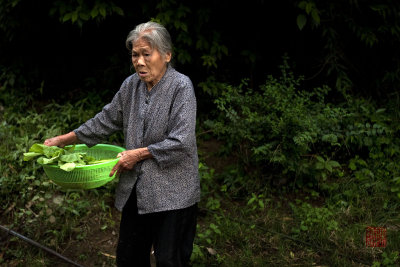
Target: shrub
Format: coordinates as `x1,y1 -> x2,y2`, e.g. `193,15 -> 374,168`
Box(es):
206,57 -> 400,196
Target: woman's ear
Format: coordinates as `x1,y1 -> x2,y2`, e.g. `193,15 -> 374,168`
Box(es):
165,52 -> 172,63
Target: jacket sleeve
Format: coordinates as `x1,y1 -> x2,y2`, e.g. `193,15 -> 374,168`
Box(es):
147,78 -> 197,169
73,80 -> 128,147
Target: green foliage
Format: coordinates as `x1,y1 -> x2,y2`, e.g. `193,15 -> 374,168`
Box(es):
152,0 -> 228,70
296,1 -> 320,30
206,56 -> 400,203
290,200 -> 338,235
206,56 -> 343,187
1,16 -> 400,263
373,251 -> 400,267
0,82 -> 116,205
314,155 -> 341,181
0,0 -> 22,41
0,84 -> 124,265
1,75 -> 400,266
247,193 -> 270,211
50,0 -> 124,27
295,0 -> 400,96
3,0 -> 400,103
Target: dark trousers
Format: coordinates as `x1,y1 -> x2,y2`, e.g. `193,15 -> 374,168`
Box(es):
116,188 -> 198,267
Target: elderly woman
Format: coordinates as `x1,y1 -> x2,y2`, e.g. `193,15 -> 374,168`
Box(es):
44,21 -> 200,267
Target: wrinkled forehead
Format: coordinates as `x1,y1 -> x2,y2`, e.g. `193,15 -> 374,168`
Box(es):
132,38 -> 152,51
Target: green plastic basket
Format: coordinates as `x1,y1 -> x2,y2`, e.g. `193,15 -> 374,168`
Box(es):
41,144 -> 125,189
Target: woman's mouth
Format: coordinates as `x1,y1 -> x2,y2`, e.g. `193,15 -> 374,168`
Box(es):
138,71 -> 147,78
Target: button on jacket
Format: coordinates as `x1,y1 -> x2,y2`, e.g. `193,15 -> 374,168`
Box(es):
73,66 -> 200,214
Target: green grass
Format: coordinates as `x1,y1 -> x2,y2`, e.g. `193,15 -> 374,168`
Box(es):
192,160 -> 400,267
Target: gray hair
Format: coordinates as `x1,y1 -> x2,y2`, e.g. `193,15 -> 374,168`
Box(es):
126,21 -> 173,60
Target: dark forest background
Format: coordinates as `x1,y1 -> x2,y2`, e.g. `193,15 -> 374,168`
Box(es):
1,1 -> 400,266
2,0 -> 400,105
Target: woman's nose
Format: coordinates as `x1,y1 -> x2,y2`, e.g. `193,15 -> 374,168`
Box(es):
137,55 -> 145,65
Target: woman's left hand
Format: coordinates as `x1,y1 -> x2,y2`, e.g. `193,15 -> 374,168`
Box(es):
109,148 -> 150,177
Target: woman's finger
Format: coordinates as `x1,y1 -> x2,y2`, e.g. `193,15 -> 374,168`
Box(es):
110,161 -> 121,177
110,151 -> 137,177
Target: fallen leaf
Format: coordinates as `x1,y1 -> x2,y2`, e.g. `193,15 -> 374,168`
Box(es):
48,215 -> 56,223
52,195 -> 64,205
207,247 -> 217,255
46,208 -> 52,215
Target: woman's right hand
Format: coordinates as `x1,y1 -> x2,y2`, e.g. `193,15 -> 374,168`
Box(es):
44,132 -> 78,147
109,148 -> 152,177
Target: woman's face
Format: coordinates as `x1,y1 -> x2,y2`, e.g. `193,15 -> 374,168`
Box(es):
131,38 -> 171,89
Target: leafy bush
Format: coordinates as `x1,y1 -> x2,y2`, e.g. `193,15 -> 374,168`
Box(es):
206,57 -> 400,198
206,57 -> 342,188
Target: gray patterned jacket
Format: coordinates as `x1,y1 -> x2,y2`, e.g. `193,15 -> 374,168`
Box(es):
73,66 -> 200,214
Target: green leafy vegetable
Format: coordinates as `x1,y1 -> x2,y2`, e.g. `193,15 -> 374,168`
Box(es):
23,143 -> 114,171
60,162 -> 76,172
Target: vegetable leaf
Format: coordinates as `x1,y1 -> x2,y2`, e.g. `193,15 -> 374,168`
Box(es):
23,143 -> 115,172
60,162 -> 76,171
